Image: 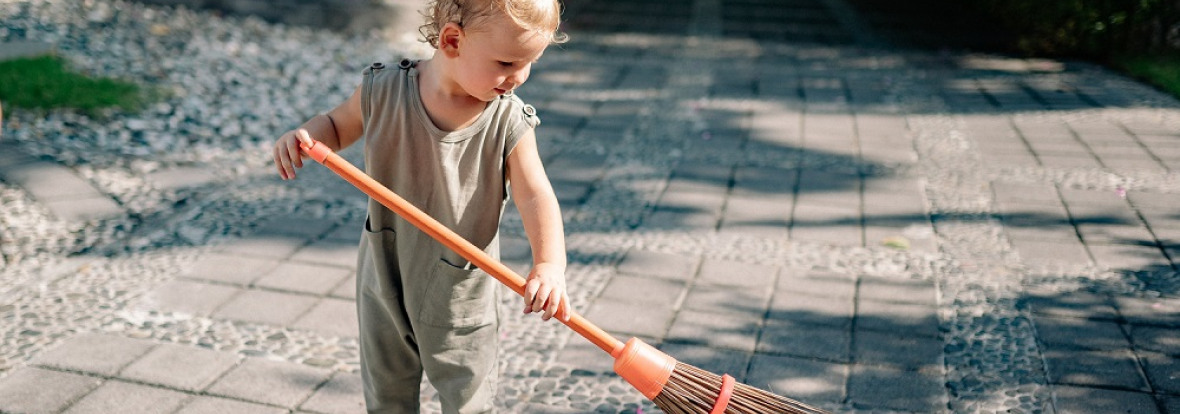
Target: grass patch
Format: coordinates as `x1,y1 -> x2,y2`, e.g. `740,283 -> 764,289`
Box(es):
0,54 -> 151,116
1115,55 -> 1180,100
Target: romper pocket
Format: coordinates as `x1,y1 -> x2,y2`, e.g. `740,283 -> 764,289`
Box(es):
358,217 -> 398,298
418,259 -> 496,328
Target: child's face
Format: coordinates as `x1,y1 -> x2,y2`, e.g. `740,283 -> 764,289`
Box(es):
450,17 -> 550,102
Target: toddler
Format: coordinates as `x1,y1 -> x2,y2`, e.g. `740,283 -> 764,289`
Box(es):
272,0 -> 569,412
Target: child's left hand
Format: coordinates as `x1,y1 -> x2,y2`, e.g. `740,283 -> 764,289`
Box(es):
523,263 -> 570,322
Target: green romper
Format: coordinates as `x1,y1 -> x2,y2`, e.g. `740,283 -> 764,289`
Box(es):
355,59 -> 539,414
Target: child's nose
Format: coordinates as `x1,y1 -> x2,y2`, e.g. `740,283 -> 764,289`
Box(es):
508,66 -> 530,86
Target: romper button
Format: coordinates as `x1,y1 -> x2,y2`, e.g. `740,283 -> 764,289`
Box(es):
371,62 -> 385,70
522,105 -> 536,116
398,59 -> 412,69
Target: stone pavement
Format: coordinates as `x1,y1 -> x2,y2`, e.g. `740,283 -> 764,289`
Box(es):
1,0 -> 1179,413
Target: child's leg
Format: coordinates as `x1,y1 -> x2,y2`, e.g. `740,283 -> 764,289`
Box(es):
358,290 -> 424,413
356,230 -> 424,413
414,262 -> 502,414
418,323 -> 499,414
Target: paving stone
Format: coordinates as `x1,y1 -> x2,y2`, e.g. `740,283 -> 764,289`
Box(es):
768,290 -> 854,328
0,367 -> 102,413
721,194 -> 792,232
758,319 -> 849,362
32,333 -> 156,376
1053,385 -> 1161,414
43,196 -> 125,222
696,257 -> 778,288
853,329 -> 942,371
596,273 -> 686,307
584,299 -> 675,339
745,354 -> 846,405
206,357 -> 333,408
855,299 -> 940,338
138,279 -> 240,316
1077,224 -> 1158,246
616,249 -> 699,281
518,403 -> 586,413
656,188 -> 726,214
1040,154 -> 1103,168
857,276 -> 938,306
554,338 -> 615,374
1044,349 -> 1149,391
847,364 -> 945,412
119,343 -> 241,392
1103,157 -> 1168,173
184,252 -> 280,286
292,298 -> 360,338
292,238 -> 359,268
792,223 -> 863,247
330,274 -> 357,300
1022,290 -> 1119,320
251,213 -> 340,238
681,284 -> 771,318
1009,238 -> 1093,267
3,161 -> 103,201
255,261 -> 353,296
145,166 -> 220,192
1164,396 -> 1180,414
212,289 -> 320,326
1113,296 -> 1180,327
1088,244 -> 1172,271
321,222 -> 364,243
176,397 -> 288,414
658,342 -> 750,382
299,372 -> 366,414
216,234 -> 307,259
1033,315 -> 1131,350
63,380 -> 191,414
776,268 -> 857,299
666,309 -> 760,352
733,166 -> 797,195
1127,325 -> 1180,355
642,210 -> 718,230
1140,352 -> 1180,395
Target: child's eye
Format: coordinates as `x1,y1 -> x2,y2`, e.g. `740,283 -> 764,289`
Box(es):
498,61 -> 514,67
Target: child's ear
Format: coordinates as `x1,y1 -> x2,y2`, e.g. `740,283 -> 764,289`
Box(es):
439,22 -> 463,57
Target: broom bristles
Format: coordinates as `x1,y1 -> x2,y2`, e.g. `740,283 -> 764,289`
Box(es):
652,362 -> 831,414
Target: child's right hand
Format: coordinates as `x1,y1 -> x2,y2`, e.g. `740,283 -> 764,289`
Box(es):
274,129 -> 312,180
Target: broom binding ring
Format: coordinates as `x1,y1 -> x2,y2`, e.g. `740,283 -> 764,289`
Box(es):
709,374 -> 735,414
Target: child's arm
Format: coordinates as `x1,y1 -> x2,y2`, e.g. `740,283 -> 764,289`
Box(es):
273,85 -> 364,180
507,128 -> 570,322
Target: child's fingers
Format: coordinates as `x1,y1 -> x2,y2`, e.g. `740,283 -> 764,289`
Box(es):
542,291 -> 564,321
274,141 -> 294,180
558,292 -> 571,322
295,129 -> 314,147
523,279 -> 541,313
530,285 -> 552,314
286,136 -> 304,169
273,144 -> 287,180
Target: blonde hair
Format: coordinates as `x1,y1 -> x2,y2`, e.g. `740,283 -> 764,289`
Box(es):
420,0 -> 568,48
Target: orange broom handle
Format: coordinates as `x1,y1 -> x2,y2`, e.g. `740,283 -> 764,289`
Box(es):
299,137 -> 624,355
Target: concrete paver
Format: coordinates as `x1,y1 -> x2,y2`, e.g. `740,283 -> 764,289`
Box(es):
30,333 -> 155,377
205,357 -> 333,408
63,380 -> 192,414
0,367 -> 102,413
125,346 -> 236,389
2,0 -> 1180,412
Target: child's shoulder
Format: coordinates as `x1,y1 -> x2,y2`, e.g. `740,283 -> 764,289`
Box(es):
496,92 -> 540,129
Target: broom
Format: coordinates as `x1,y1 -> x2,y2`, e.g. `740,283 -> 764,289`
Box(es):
296,133 -> 830,414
